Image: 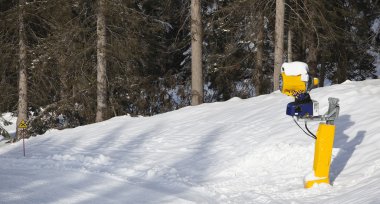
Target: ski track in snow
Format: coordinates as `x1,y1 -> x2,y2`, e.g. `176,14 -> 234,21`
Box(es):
1,79 -> 380,203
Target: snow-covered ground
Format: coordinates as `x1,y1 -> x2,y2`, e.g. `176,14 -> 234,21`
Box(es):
1,80 -> 380,203
0,113 -> 17,144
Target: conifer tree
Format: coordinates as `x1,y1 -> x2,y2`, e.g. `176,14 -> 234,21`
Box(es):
274,0 -> 285,91
15,0 -> 28,141
96,0 -> 107,122
191,0 -> 204,105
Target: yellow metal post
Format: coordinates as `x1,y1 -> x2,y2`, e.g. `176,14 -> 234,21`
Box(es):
305,123 -> 336,188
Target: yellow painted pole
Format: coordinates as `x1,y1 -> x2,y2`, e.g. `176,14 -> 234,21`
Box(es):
305,123 -> 336,188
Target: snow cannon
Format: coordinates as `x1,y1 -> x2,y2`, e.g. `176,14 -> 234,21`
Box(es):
280,61 -> 340,189
280,62 -> 319,118
280,62 -> 319,97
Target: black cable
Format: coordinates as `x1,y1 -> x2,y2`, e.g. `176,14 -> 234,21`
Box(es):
292,117 -> 317,140
305,121 -> 317,139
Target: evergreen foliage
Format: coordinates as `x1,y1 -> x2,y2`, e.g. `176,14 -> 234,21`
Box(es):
0,0 -> 378,136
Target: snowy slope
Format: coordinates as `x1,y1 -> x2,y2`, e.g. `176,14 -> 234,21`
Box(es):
1,80 -> 380,203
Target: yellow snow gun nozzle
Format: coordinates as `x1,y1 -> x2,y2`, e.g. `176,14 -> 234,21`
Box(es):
313,78 -> 319,87
281,73 -> 307,97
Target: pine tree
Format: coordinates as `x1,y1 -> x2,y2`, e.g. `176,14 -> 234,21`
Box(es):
15,0 -> 28,141
274,0 -> 285,91
191,0 -> 204,105
96,0 -> 107,122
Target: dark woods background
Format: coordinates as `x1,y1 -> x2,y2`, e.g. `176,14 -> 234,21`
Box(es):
0,0 -> 379,135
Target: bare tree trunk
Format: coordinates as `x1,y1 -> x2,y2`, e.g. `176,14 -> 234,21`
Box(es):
254,15 -> 264,96
287,29 -> 293,62
319,61 -> 326,87
190,0 -> 203,105
273,0 -> 285,91
96,0 -> 107,122
16,0 -> 28,141
58,57 -> 69,100
307,33 -> 317,78
292,33 -> 300,61
337,52 -> 348,83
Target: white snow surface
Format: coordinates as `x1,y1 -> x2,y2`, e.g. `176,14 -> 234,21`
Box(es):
0,113 -> 17,144
1,112 -> 17,136
281,62 -> 309,81
371,17 -> 380,34
1,79 -> 380,203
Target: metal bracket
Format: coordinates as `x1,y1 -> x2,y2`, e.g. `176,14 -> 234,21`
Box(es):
296,97 -> 340,124
324,97 -> 340,124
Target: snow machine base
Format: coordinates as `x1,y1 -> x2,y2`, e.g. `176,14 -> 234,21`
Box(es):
304,177 -> 330,188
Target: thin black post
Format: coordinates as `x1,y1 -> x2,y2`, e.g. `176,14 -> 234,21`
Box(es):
22,130 -> 25,157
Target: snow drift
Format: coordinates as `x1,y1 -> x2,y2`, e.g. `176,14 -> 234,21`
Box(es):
1,79 -> 380,203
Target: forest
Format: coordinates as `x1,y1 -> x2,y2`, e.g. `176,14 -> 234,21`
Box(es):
0,0 -> 379,138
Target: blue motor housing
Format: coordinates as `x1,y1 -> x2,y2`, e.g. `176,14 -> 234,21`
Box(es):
286,101 -> 314,117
